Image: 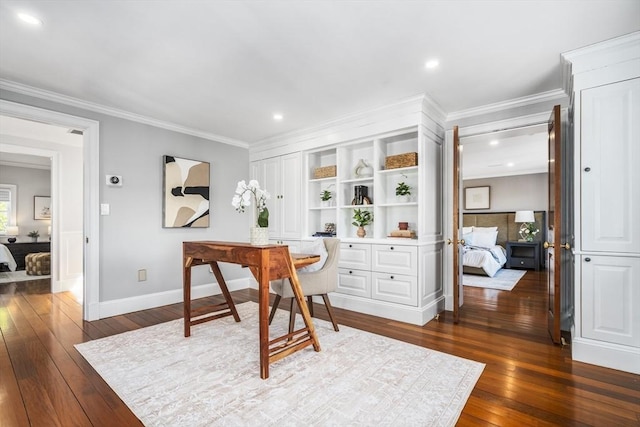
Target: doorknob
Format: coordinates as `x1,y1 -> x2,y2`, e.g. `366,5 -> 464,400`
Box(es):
447,238 -> 466,245
543,241 -> 571,250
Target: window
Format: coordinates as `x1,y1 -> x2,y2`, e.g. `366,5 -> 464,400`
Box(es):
0,184 -> 17,234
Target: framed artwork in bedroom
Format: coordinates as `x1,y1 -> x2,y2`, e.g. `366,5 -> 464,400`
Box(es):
34,196 -> 51,220
465,186 -> 490,210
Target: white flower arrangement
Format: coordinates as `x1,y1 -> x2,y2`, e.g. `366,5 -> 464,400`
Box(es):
231,180 -> 270,227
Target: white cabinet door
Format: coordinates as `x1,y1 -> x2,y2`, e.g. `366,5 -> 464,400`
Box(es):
581,78 -> 640,254
581,255 -> 640,347
372,245 -> 417,275
337,268 -> 371,298
280,152 -> 302,239
371,272 -> 418,306
338,243 -> 371,270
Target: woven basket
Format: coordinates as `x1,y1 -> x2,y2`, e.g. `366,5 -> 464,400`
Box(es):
313,165 -> 337,179
385,152 -> 418,170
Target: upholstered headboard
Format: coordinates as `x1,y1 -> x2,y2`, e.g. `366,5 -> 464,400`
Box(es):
463,211 -> 546,248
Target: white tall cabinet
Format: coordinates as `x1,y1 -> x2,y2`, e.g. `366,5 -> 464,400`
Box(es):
563,32 -> 640,374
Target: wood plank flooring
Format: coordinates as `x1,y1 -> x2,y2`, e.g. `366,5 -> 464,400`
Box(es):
1,270 -> 638,426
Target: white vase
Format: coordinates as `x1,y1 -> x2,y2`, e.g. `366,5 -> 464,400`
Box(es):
250,227 -> 269,245
354,159 -> 373,178
397,195 -> 410,203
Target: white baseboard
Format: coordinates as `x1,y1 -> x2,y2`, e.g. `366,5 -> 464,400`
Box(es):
98,278 -> 251,319
329,293 -> 445,326
572,337 -> 640,375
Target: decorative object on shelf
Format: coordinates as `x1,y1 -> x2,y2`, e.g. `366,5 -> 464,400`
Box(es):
464,186 -> 490,210
232,179 -> 271,245
163,155 -> 210,228
515,210 -> 539,242
6,226 -> 19,243
389,229 -> 416,238
28,230 -> 40,242
385,152 -> 418,170
352,208 -> 373,238
313,165 -> 337,179
352,185 -> 372,205
34,196 -> 51,220
324,223 -> 336,234
353,159 -> 373,178
395,178 -> 411,202
320,184 -> 334,207
398,222 -> 409,230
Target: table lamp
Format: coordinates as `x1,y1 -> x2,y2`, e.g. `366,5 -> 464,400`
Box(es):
6,226 -> 19,243
515,210 -> 535,241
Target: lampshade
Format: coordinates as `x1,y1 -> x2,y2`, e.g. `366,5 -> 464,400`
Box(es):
6,226 -> 19,236
47,225 -> 51,235
515,210 -> 535,223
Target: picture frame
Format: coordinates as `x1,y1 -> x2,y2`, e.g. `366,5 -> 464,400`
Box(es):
464,186 -> 490,210
163,155 -> 210,228
34,196 -> 52,220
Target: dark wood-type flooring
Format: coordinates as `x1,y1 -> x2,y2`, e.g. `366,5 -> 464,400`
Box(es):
1,270 -> 638,426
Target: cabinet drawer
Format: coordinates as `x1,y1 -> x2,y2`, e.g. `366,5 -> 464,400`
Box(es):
510,257 -> 536,269
372,245 -> 417,275
337,268 -> 371,298
339,243 -> 371,270
371,272 -> 417,306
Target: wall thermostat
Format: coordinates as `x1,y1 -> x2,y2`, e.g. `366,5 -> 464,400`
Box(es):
106,175 -> 123,187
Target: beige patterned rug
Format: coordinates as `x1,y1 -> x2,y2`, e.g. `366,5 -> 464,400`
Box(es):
463,269 -> 527,291
76,302 -> 484,426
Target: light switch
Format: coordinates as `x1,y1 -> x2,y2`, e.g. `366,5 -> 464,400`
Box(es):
100,203 -> 110,215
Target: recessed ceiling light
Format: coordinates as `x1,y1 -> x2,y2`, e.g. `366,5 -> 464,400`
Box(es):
425,59 -> 439,69
17,12 -> 43,26
489,140 -> 499,146
273,113 -> 283,121
507,162 -> 515,167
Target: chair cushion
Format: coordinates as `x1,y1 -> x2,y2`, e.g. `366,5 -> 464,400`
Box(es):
297,239 -> 328,273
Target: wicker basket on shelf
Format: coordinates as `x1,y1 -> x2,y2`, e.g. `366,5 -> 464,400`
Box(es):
313,165 -> 337,179
384,152 -> 418,170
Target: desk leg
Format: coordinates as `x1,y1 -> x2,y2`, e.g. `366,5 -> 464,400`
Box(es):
286,257 -> 321,352
183,257 -> 192,337
209,261 -> 241,322
258,250 -> 271,379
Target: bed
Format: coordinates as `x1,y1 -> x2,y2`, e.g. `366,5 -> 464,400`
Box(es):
0,243 -> 18,272
462,211 -> 545,277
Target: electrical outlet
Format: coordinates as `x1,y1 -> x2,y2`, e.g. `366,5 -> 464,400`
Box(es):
138,269 -> 147,281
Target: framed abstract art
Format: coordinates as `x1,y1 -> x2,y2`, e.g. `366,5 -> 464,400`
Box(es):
163,155 -> 210,228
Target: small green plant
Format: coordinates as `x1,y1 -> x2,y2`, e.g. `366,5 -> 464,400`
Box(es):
352,208 -> 373,227
395,181 -> 411,196
28,230 -> 40,238
320,189 -> 332,201
257,207 -> 269,228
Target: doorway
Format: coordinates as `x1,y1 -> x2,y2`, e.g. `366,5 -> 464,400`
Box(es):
0,99 -> 100,321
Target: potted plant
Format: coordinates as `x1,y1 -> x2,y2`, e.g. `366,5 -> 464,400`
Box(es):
395,181 -> 411,202
352,208 -> 373,238
28,230 -> 40,242
320,188 -> 333,207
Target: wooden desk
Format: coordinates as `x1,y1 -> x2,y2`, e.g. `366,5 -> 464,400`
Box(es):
182,241 -> 321,379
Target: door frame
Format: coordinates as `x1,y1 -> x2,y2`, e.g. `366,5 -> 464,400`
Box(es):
443,112 -> 552,312
0,99 -> 101,321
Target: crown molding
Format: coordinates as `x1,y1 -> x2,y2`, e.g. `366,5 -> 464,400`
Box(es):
0,79 -> 249,149
446,89 -> 567,122
561,31 -> 640,74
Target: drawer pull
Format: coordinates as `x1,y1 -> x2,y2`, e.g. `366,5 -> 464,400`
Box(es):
349,270 -> 353,274
520,261 -> 524,265
349,244 -> 353,248
584,167 -> 591,172
390,246 -> 394,250
390,276 -> 394,279
585,258 -> 591,262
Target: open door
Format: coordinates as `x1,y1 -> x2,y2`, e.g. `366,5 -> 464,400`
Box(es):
546,105 -> 571,344
451,126 -> 463,323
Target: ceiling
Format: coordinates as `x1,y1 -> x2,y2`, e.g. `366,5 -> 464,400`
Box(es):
0,1 -> 638,145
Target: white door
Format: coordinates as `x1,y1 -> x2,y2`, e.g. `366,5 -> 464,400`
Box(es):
280,152 -> 302,239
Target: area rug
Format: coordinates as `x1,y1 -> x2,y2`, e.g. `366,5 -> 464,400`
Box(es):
0,270 -> 50,284
76,301 -> 484,426
463,269 -> 527,291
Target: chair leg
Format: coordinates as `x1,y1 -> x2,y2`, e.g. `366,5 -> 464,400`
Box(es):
288,298 -> 296,334
321,294 -> 340,331
307,295 -> 314,317
268,294 -> 281,325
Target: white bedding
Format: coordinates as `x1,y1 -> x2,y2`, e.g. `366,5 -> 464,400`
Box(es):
463,244 -> 506,277
0,244 -> 18,272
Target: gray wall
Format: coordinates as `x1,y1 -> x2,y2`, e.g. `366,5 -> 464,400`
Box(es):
0,165 -> 50,241
1,89 -> 251,303
463,173 -> 548,213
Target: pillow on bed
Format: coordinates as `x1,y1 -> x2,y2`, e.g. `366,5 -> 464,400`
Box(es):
462,226 -> 473,235
468,230 -> 498,248
473,226 -> 498,233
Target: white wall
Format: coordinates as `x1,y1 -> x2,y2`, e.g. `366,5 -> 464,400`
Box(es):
462,173 -> 548,213
0,164 -> 50,241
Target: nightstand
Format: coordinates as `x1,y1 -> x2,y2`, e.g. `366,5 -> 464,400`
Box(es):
506,241 -> 541,271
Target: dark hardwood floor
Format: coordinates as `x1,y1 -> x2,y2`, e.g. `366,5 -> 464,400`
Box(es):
1,270 -> 638,426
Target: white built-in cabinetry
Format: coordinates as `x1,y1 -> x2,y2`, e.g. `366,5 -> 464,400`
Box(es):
250,152 -> 302,244
564,32 -> 640,374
